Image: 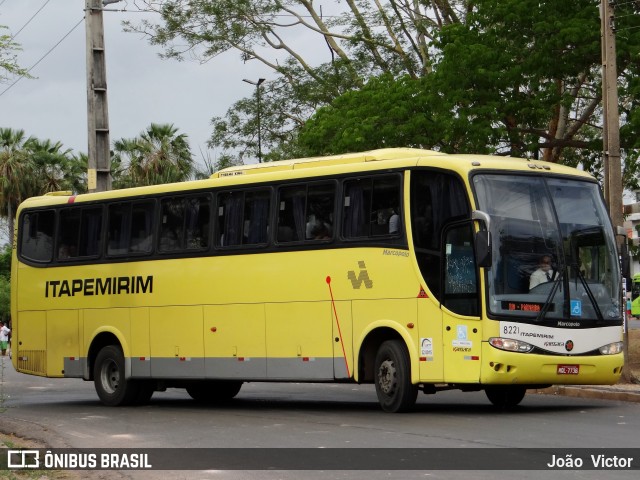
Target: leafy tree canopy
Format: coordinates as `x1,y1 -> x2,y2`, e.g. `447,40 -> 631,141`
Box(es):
132,1 -> 640,191
1,24 -> 30,83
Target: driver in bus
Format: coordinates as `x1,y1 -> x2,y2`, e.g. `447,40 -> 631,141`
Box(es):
529,255 -> 556,290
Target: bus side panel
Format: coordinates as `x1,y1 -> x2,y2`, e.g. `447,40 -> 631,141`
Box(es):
130,307 -> 150,377
83,307 -> 130,363
442,312 -> 482,383
47,310 -> 80,377
417,300 -> 443,382
203,304 -> 267,379
14,311 -> 47,376
352,298 -> 419,379
149,305 -> 204,378
265,302 -> 334,380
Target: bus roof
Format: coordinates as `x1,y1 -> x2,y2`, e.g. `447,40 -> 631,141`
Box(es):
211,147 -> 593,180
17,148 -> 595,209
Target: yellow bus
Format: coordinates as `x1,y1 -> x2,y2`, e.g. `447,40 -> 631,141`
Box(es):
10,148 -> 624,412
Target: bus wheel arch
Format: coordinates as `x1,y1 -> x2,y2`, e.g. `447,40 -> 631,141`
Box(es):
357,327 -> 404,383
89,333 -> 151,406
87,332 -> 122,381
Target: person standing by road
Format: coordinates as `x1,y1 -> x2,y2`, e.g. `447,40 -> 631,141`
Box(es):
0,321 -> 10,356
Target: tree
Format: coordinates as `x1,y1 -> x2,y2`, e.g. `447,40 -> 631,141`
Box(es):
132,1 -> 640,191
297,74 -> 439,155
0,129 -> 86,241
112,123 -> 194,188
25,138 -> 87,194
0,128 -> 35,240
1,24 -> 30,83
0,244 -> 10,322
128,0 -> 466,162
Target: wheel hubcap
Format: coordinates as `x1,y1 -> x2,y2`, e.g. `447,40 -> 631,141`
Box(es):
377,359 -> 397,395
100,359 -> 120,394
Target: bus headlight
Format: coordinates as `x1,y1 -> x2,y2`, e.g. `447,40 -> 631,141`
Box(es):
489,337 -> 534,353
599,342 -> 623,355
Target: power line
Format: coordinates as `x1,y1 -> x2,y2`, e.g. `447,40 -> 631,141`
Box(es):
0,17 -> 84,99
11,0 -> 52,40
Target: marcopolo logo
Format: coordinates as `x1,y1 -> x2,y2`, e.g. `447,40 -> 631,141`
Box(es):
565,340 -> 574,352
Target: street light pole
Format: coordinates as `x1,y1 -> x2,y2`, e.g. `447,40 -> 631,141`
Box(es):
243,78 -> 266,163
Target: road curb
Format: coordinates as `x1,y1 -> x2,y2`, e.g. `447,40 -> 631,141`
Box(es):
533,385 -> 640,403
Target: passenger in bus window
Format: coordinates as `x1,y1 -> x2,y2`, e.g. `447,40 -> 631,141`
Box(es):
388,207 -> 400,234
529,255 -> 555,290
311,223 -> 331,240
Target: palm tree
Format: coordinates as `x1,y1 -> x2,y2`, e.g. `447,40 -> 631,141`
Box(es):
0,128 -> 35,240
112,123 -> 194,188
24,137 -> 84,194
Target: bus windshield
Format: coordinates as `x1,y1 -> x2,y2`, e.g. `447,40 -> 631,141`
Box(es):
473,174 -> 621,324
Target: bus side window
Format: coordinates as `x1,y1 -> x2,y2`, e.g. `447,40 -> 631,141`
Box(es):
57,207 -> 102,260
107,201 -> 154,256
243,190 -> 270,245
107,203 -> 130,255
306,183 -> 335,241
20,210 -> 55,263
129,202 -> 154,253
79,207 -> 103,257
160,197 -> 185,252
278,186 -> 305,242
185,195 -> 210,250
217,190 -> 270,247
277,183 -> 335,243
58,208 -> 81,260
342,175 -> 401,239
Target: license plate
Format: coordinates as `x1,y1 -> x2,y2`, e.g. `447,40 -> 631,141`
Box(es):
557,364 -> 579,375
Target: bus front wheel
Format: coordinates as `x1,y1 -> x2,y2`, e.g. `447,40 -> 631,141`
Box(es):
374,340 -> 418,413
94,345 -> 143,406
485,385 -> 526,408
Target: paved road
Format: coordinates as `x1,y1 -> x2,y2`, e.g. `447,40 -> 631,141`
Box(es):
1,356 -> 639,480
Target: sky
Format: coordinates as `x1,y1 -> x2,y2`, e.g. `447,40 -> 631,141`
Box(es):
0,0 -> 280,164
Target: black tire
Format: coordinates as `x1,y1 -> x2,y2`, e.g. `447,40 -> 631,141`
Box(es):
485,385 -> 527,409
186,381 -> 243,403
134,380 -> 155,405
374,340 -> 418,413
93,345 -> 141,406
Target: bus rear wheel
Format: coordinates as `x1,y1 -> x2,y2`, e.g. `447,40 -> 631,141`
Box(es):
374,340 -> 418,413
186,381 -> 243,403
94,345 -> 144,406
485,385 -> 526,408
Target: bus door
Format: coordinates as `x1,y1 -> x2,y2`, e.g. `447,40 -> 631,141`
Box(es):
441,222 -> 482,383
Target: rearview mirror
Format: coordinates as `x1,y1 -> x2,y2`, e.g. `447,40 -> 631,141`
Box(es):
475,230 -> 492,268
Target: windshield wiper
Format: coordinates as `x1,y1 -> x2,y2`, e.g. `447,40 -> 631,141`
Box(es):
535,270 -> 563,323
572,263 -> 604,322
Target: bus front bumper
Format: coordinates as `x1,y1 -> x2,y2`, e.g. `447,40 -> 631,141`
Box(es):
479,343 -> 624,386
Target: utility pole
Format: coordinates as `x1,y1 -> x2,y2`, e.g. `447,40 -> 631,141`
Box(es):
85,0 -> 118,192
601,1 -> 628,381
601,0 -> 622,230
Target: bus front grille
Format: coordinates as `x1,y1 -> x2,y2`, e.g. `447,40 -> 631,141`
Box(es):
15,350 -> 47,376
